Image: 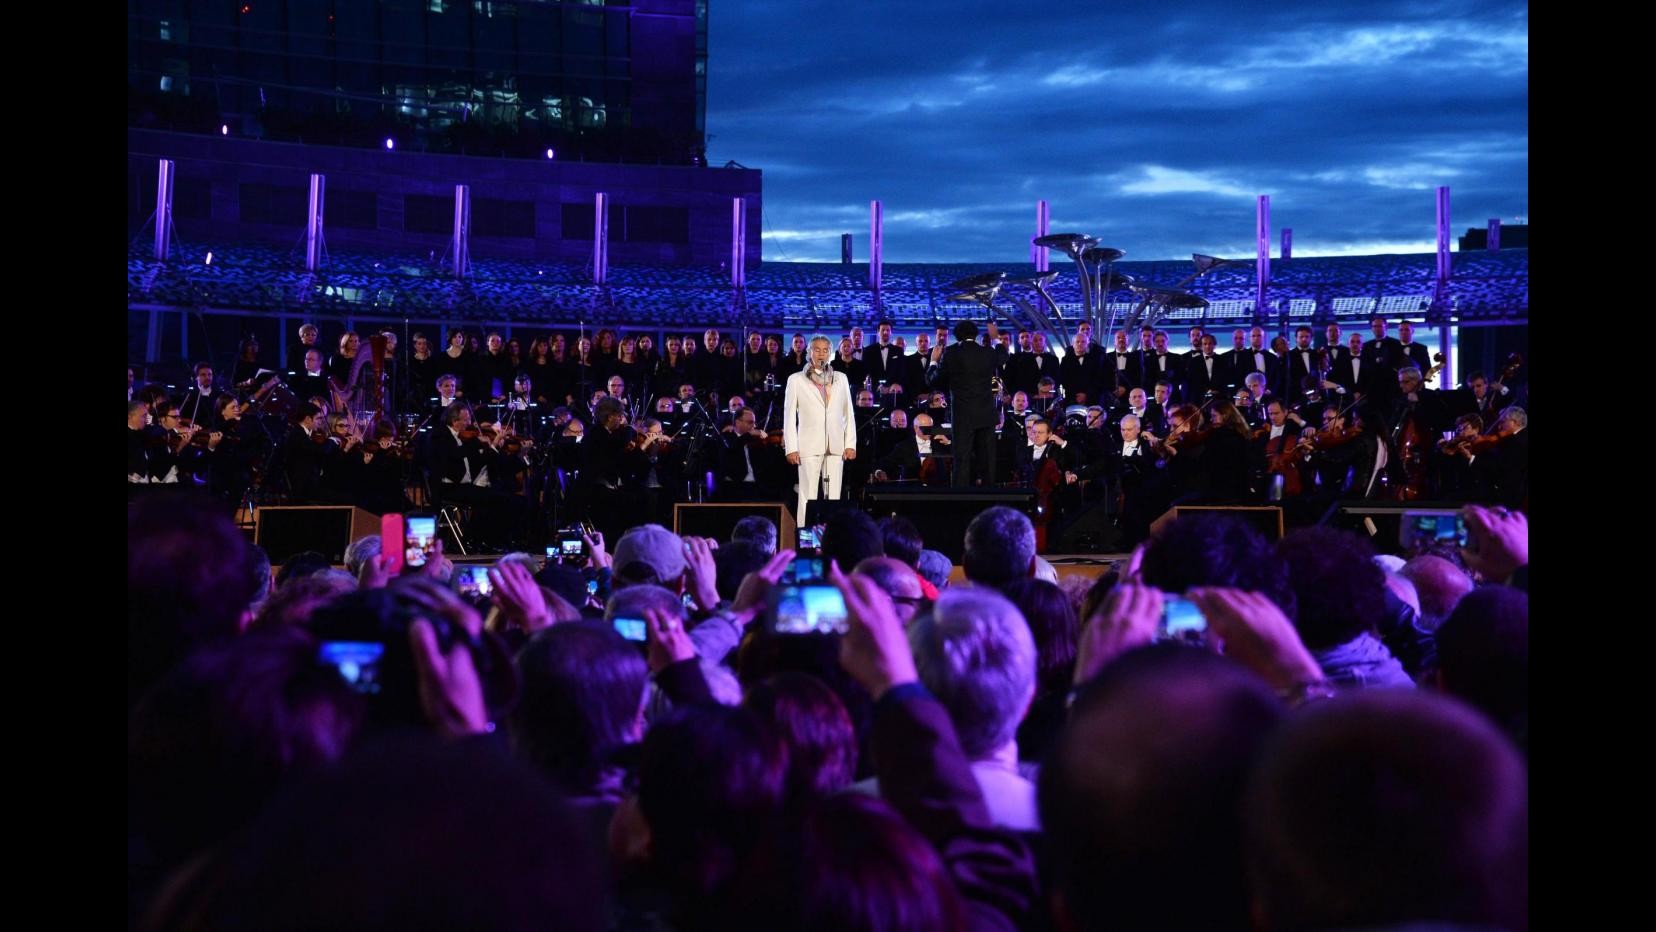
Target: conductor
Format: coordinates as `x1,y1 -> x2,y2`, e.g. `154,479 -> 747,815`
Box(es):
927,320 -> 999,486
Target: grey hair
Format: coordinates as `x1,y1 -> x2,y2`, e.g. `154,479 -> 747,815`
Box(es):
964,506 -> 1037,590
1399,366 -> 1423,381
497,551 -> 540,573
345,535 -> 383,578
909,587 -> 1036,758
1499,406 -> 1527,429
1119,414 -> 1141,430
1244,372 -> 1267,390
808,334 -> 833,350
916,550 -> 954,589
605,584 -> 687,623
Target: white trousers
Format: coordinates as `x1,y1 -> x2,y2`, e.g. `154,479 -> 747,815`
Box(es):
796,453 -> 844,526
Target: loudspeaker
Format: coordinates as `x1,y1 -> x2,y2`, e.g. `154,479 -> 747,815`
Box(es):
1150,505 -> 1285,542
255,505 -> 380,564
864,488 -> 1037,562
1051,503 -> 1125,554
674,502 -> 796,551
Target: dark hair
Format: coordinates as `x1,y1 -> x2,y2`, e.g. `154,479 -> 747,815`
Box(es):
877,515 -> 923,568
637,705 -> 787,922
128,494 -> 259,705
175,733 -> 605,932
821,510 -> 883,573
1041,645 -> 1283,932
730,515 -> 778,554
734,794 -> 964,932
129,626 -> 366,912
1432,587 -> 1528,753
292,401 -> 320,425
441,401 -> 472,428
509,623 -> 648,794
1139,514 -> 1293,614
1245,691 -> 1527,932
953,319 -> 979,341
963,506 -> 1036,590
715,539 -> 769,601
742,672 -> 858,810
998,577 -> 1079,696
274,551 -> 334,589
252,571 -> 355,631
1273,527 -> 1384,649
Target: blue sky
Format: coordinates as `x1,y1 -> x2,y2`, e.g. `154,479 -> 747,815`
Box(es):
705,0 -> 1528,263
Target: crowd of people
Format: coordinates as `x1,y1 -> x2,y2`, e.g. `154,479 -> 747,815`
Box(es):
128,484 -> 1529,931
128,316 -> 1528,549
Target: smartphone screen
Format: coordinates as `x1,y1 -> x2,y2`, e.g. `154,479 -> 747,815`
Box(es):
405,516 -> 437,568
319,641 -> 385,694
1159,594 -> 1207,640
454,564 -> 493,599
782,556 -> 825,584
769,584 -> 850,636
797,526 -> 822,552
1402,511 -> 1469,549
612,617 -> 648,642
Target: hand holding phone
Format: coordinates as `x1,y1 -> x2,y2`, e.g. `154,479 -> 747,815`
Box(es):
767,583 -> 850,636
404,515 -> 437,569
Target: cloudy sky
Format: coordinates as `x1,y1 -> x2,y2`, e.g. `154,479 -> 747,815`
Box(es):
704,0 -> 1528,264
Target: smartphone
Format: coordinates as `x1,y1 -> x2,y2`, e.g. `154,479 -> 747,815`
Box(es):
553,527 -> 588,563
612,616 -> 649,642
404,515 -> 437,568
380,513 -> 406,575
454,564 -> 494,599
1159,594 -> 1207,641
781,556 -> 825,584
796,525 -> 822,553
767,583 -> 850,636
1400,510 -> 1469,550
319,641 -> 386,694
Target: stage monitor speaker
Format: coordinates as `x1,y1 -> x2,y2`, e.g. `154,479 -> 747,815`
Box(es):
255,505 -> 379,564
1149,505 -> 1285,542
863,488 -> 1037,562
803,499 -> 861,529
1051,503 -> 1124,554
674,502 -> 796,552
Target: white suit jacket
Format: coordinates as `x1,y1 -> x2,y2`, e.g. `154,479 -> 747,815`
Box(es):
782,367 -> 857,457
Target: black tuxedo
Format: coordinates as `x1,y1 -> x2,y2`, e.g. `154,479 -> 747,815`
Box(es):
1143,351 -> 1183,395
1229,346 -> 1278,389
1114,403 -> 1166,438
1399,341 -> 1432,377
1286,346 -> 1321,395
928,341 -> 999,486
1012,440 -> 1073,486
862,342 -> 905,386
1005,350 -> 1061,397
1184,354 -> 1226,402
1103,349 -> 1142,394
1059,349 -> 1108,404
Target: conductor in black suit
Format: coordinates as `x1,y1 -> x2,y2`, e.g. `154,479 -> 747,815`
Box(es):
927,320 -> 999,487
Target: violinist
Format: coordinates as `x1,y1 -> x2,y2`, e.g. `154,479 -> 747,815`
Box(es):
1253,398 -> 1308,499
1100,413 -> 1157,545
178,363 -> 219,427
282,403 -> 327,502
1297,403 -> 1379,499
430,402 -> 517,549
502,373 -> 540,436
874,410 -> 952,484
156,403 -> 218,485
317,412 -> 365,504
1481,407 -> 1529,510
206,394 -> 259,503
1145,403 -> 1210,503
717,407 -> 782,502
1436,413 -> 1489,501
581,397 -> 639,541
127,400 -> 170,484
1452,371 -> 1513,423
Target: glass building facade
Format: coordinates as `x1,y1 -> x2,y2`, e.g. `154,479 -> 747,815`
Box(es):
128,0 -> 707,164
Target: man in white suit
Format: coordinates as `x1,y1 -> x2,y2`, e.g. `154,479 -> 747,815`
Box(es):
783,334 -> 858,525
